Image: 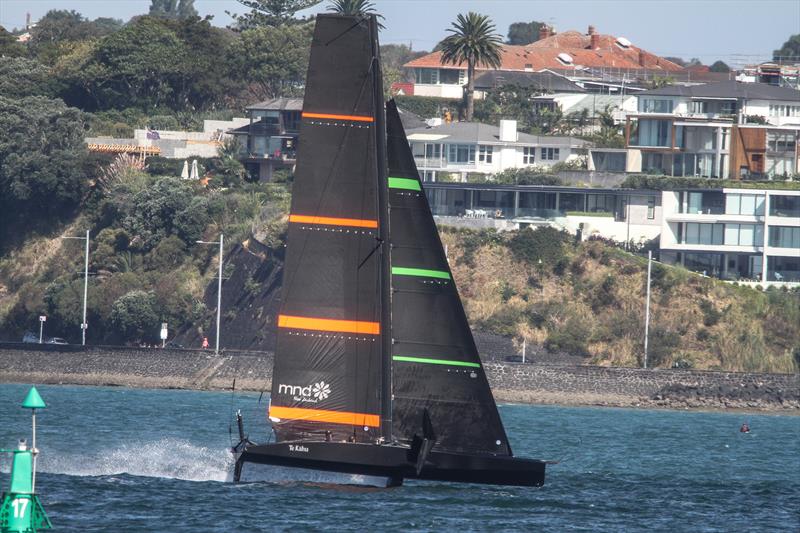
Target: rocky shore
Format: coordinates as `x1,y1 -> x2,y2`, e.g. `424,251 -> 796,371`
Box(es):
0,345 -> 798,412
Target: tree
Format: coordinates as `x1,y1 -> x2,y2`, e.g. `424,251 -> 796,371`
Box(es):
62,16 -> 235,111
149,0 -> 199,19
709,60 -> 730,73
110,290 -> 160,342
0,26 -> 26,57
0,58 -> 55,98
663,56 -> 686,67
506,21 -> 544,45
0,96 -> 89,249
228,23 -> 313,99
28,10 -> 122,64
439,12 -> 503,121
773,34 -> 800,62
228,0 -> 322,29
122,177 -> 206,250
327,0 -> 384,27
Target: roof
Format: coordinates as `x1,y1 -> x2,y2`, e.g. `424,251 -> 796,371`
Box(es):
638,80 -> 800,101
405,121 -> 590,147
246,97 -> 304,111
473,70 -> 585,93
404,29 -> 683,73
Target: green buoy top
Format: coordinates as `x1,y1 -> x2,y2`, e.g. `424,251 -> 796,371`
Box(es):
21,386 -> 46,409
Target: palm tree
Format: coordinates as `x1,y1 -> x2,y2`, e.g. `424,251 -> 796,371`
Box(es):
327,0 -> 384,26
439,12 -> 503,121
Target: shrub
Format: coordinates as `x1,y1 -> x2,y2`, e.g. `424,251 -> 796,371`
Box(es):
109,290 -> 160,342
507,226 -> 569,265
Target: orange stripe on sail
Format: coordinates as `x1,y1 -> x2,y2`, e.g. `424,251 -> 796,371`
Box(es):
288,214 -> 378,229
269,405 -> 380,427
302,112 -> 374,122
278,314 -> 380,335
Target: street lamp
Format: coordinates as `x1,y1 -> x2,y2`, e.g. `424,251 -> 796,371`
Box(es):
644,250 -> 653,369
197,233 -> 224,356
61,229 -> 90,346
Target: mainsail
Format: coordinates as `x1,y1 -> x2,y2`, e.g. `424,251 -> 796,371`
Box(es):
237,13 -> 547,488
385,101 -> 512,456
269,15 -> 386,443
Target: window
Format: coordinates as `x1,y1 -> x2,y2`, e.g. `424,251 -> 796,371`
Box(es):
640,99 -> 674,113
683,223 -> 724,245
770,195 -> 800,217
523,147 -> 535,164
540,147 -> 560,160
647,197 -> 656,219
769,226 -> 800,249
635,119 -> 672,147
724,224 -> 764,246
425,143 -> 442,159
478,145 -> 493,164
447,144 -> 475,164
414,68 -> 439,84
439,69 -> 460,84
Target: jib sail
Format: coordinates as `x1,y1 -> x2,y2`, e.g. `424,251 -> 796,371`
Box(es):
269,14 -> 387,444
385,100 -> 512,456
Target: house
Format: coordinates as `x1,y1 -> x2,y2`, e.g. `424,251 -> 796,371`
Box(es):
403,25 -> 685,99
738,62 -> 800,90
406,119 -> 590,182
659,187 -> 800,285
424,182 -> 662,243
623,81 -> 800,179
227,97 -> 303,181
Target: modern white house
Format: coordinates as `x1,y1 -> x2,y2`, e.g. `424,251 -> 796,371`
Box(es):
423,182 -> 663,244
659,188 -> 800,285
406,119 -> 590,182
624,81 -> 800,179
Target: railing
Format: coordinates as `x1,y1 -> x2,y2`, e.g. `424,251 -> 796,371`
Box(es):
414,157 -> 445,168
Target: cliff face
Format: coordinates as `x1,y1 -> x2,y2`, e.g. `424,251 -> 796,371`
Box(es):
174,238 -> 284,351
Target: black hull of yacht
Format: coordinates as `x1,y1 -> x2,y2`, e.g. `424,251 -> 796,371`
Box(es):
234,441 -> 546,487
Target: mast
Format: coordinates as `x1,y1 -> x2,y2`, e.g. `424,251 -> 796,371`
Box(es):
370,15 -> 392,442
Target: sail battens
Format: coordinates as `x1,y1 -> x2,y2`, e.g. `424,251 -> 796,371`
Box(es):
393,356 -> 480,368
302,112 -> 374,122
388,177 -> 421,191
278,314 -> 380,335
269,406 -> 381,427
288,214 -> 378,229
392,267 -> 451,280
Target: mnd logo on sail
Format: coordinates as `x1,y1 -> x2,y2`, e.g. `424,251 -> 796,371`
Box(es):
277,381 -> 331,403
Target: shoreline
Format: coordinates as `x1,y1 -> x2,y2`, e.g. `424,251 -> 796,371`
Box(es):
1,373 -> 797,415
0,346 -> 797,413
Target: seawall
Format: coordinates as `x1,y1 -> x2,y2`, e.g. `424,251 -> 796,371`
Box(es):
0,345 -> 798,411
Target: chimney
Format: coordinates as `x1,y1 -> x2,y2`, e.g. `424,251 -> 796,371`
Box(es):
538,25 -> 551,41
590,33 -> 600,50
588,25 -> 596,35
638,50 -> 646,67
499,120 -> 517,142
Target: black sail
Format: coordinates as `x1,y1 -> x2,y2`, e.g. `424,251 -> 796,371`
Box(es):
269,15 -> 386,444
386,100 -> 512,456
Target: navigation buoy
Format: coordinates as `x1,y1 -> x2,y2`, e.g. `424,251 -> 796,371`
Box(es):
0,386 -> 52,532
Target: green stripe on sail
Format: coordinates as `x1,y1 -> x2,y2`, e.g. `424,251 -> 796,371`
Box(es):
393,356 -> 480,368
388,177 -> 421,191
392,267 -> 451,279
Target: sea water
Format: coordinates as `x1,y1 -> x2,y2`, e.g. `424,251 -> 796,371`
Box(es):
1,384 -> 798,532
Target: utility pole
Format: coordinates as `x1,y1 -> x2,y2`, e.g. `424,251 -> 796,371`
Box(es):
197,234 -> 224,356
61,230 -> 90,345
644,250 -> 652,369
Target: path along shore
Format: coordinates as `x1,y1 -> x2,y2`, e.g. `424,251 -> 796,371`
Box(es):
0,345 -> 798,412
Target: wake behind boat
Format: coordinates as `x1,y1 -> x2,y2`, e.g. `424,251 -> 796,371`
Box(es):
231,13 -> 547,488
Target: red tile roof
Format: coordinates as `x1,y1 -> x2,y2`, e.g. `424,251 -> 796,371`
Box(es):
404,30 -> 683,73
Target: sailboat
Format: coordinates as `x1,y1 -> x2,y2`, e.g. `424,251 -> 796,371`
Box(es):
232,13 -> 547,487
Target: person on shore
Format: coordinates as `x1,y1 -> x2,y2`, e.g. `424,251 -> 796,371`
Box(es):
202,337 -> 209,349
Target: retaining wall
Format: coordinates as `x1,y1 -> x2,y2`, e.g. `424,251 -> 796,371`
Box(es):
0,345 -> 797,410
